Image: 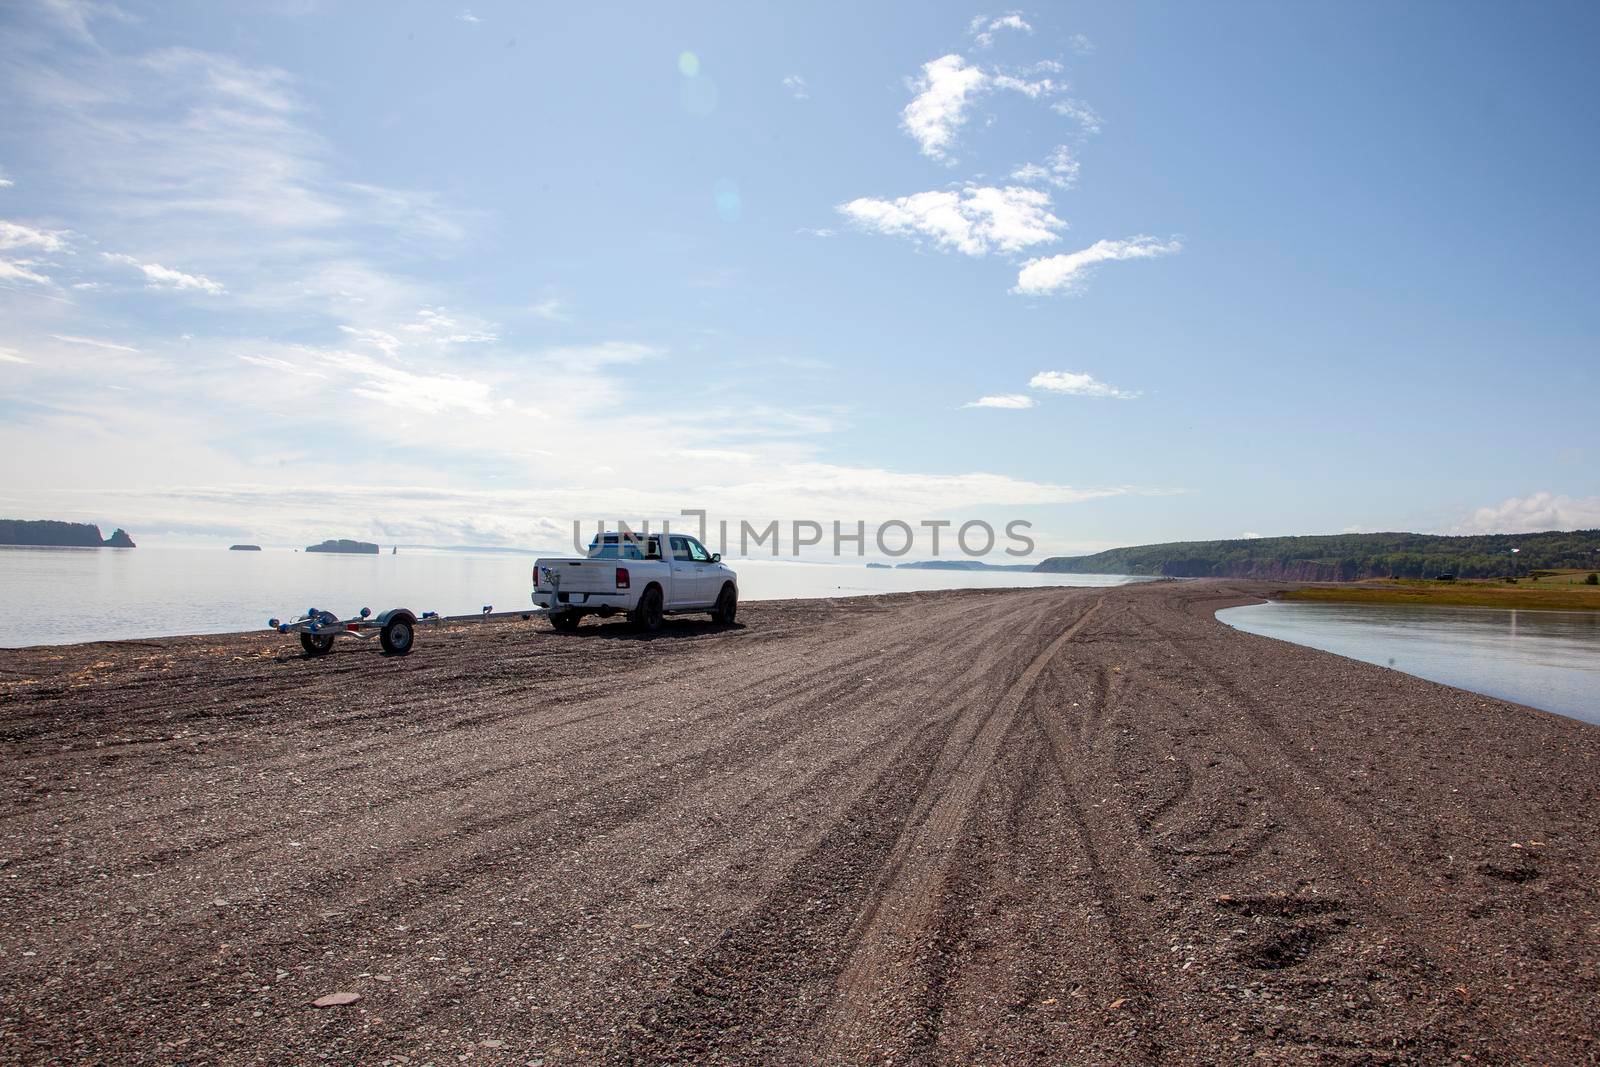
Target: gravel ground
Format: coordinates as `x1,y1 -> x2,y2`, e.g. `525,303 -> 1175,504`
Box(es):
1,581 -> 1597,1065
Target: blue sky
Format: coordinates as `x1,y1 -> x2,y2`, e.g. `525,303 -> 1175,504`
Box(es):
2,0 -> 1597,555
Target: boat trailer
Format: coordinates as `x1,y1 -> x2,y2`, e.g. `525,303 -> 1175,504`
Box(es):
268,603 -> 549,657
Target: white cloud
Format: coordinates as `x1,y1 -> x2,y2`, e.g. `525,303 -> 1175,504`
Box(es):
838,184 -> 1064,256
1457,492 -> 1600,534
102,252 -> 225,294
458,9 -> 481,23
965,394 -> 1036,409
796,227 -> 836,238
970,13 -> 1034,49
1011,145 -> 1079,189
0,220 -> 68,252
1068,33 -> 1094,56
1029,370 -> 1139,399
1013,236 -> 1181,295
0,346 -> 31,364
51,333 -> 141,353
902,54 -> 990,162
900,54 -> 1069,163
782,74 -> 809,100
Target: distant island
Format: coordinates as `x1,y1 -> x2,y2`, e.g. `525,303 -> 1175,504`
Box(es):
1035,529 -> 1600,581
865,562 -> 892,569
898,559 -> 1037,572
305,538 -> 379,555
0,520 -> 136,548
229,544 -> 262,551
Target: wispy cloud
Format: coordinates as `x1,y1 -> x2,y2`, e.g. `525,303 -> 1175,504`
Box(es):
0,346 -> 31,364
838,184 -> 1064,256
965,394 -> 1036,409
527,297 -> 570,322
0,259 -> 54,286
457,9 -> 481,24
1029,370 -> 1139,399
1050,98 -> 1102,135
51,333 -> 141,353
0,220 -> 68,252
1010,145 -> 1079,189
969,13 -> 1034,49
782,74 -> 809,100
102,252 -> 225,294
1014,236 -> 1181,296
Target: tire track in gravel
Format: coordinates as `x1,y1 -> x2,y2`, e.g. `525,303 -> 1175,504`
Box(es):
610,591 -> 1102,1064
812,595 -> 1105,1062
1122,597 -> 1492,1055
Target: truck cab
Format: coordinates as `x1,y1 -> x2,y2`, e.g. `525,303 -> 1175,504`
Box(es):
532,532 -> 738,633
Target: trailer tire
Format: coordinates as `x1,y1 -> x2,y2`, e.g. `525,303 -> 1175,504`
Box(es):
300,632 -> 334,656
630,585 -> 663,634
549,611 -> 581,632
380,613 -> 416,655
712,583 -> 738,625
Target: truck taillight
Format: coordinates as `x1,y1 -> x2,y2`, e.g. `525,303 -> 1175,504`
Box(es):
616,567 -> 630,589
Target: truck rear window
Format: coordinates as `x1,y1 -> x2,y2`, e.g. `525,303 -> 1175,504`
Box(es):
588,538 -> 647,560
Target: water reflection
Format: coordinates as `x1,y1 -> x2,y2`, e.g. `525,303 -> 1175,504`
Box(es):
1218,601 -> 1600,725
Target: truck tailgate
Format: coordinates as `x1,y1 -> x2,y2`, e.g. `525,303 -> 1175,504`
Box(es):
541,560 -> 621,594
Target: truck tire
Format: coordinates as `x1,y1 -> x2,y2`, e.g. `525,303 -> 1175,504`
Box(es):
379,613 -> 416,655
550,611 -> 581,632
712,583 -> 737,625
630,585 -> 663,633
300,632 -> 334,656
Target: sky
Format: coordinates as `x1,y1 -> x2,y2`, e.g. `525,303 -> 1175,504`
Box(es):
1,0 -> 1598,557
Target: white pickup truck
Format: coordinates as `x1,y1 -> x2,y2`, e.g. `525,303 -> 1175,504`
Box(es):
532,532 -> 739,632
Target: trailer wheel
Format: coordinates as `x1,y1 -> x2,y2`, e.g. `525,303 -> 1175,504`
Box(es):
549,611 -> 581,632
712,583 -> 738,625
380,614 -> 416,655
630,585 -> 663,634
300,632 -> 334,656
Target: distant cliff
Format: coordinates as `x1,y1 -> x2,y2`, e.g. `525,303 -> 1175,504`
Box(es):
305,539 -> 379,555
0,520 -> 136,548
1035,530 -> 1600,581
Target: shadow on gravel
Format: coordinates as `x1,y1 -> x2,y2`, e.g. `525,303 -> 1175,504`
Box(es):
559,619 -> 748,642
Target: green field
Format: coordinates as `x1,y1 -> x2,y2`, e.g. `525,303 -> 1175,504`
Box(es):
1282,573 -> 1600,611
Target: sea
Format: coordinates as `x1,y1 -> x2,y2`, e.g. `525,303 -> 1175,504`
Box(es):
0,545 -> 1140,647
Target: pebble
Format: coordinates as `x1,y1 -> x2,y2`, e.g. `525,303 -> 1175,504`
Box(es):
312,992 -> 361,1007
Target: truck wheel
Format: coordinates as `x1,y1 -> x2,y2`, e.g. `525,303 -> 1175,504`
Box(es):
550,611 -> 581,632
380,614 -> 416,655
300,632 -> 334,656
712,584 -> 738,625
630,586 -> 663,633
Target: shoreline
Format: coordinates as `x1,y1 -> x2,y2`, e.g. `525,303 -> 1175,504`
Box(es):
2,580 -> 1596,1062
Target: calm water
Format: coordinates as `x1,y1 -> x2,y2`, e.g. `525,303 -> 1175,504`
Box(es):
1218,600 -> 1600,725
0,546 -> 1142,647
